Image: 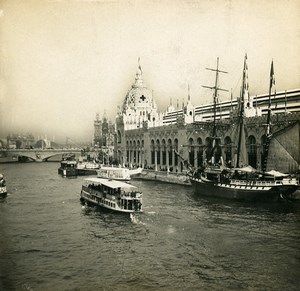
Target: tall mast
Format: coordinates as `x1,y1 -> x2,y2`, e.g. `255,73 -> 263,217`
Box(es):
262,60 -> 275,172
236,54 -> 247,168
202,57 -> 228,137
266,60 -> 275,137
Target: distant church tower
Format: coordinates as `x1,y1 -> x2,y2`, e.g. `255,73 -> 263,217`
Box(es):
94,113 -> 102,146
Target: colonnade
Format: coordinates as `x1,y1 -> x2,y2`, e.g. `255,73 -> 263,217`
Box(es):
120,134 -> 267,172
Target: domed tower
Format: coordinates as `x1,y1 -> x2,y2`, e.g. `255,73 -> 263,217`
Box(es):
115,59 -> 163,165
118,59 -> 161,130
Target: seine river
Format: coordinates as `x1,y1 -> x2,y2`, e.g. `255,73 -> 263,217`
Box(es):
0,162 -> 300,291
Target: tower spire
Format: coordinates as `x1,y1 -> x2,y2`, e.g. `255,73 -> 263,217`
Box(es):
138,57 -> 142,74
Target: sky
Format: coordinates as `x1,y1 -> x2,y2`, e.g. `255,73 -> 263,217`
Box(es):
0,0 -> 299,143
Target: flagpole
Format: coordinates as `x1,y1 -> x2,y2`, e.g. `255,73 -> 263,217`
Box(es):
266,60 -> 274,137
262,60 -> 275,172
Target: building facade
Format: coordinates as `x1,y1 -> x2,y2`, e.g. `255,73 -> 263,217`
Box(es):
114,62 -> 300,173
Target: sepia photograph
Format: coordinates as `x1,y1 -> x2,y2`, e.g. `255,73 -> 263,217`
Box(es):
0,0 -> 300,290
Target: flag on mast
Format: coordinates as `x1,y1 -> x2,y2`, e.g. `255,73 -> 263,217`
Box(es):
270,60 -> 275,89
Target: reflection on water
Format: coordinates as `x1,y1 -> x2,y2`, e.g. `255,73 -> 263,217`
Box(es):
0,162 -> 300,290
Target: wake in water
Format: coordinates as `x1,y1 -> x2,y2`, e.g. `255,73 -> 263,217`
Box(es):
130,213 -> 146,225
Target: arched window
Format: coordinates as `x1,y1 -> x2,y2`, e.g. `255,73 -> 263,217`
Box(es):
151,140 -> 155,165
161,139 -> 166,166
168,139 -> 173,166
197,137 -> 203,167
189,138 -> 194,166
156,139 -> 161,165
248,135 -> 257,168
174,139 -> 178,166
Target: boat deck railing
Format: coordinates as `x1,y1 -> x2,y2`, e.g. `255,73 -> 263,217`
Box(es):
231,179 -> 282,186
82,185 -> 142,199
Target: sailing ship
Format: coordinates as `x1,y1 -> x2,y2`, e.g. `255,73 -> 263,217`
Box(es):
184,56 -> 299,201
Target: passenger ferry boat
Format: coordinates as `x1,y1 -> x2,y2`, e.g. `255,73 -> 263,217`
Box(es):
80,177 -> 143,213
0,174 -> 7,198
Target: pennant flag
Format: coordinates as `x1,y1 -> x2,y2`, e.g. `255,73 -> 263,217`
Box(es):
270,60 -> 275,89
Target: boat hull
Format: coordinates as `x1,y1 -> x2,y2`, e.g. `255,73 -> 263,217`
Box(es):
80,190 -> 142,214
97,177 -> 130,181
77,168 -> 97,176
0,186 -> 7,198
58,167 -> 77,177
190,177 -> 299,201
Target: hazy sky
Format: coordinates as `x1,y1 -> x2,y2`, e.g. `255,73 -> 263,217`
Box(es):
0,0 -> 299,143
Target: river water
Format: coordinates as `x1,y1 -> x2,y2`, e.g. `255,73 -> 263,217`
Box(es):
0,162 -> 300,291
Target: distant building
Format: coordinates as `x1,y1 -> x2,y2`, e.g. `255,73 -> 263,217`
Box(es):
7,133 -> 35,149
93,112 -> 115,163
93,113 -> 102,146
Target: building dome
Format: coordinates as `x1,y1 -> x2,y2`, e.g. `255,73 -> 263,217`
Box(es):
122,63 -> 156,112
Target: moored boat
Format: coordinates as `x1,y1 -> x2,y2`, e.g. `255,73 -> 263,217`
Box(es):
183,56 -> 299,201
80,177 -> 143,213
129,167 -> 143,176
58,154 -> 77,177
0,174 -> 7,198
76,158 -> 99,176
97,166 -> 131,181
190,165 -> 298,201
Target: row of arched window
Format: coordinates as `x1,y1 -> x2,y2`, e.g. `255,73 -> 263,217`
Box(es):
124,134 -> 268,171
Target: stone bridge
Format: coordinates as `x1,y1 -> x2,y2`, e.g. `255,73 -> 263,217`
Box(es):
0,148 -> 82,162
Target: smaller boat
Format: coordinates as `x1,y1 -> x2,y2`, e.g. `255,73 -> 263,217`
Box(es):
129,167 -> 143,176
0,174 -> 7,198
80,177 -> 143,213
58,154 -> 77,177
97,166 -> 131,181
76,158 -> 99,176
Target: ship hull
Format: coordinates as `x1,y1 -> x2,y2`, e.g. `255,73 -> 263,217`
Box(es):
58,167 -> 77,177
190,177 -> 299,201
76,168 -> 97,176
80,189 -> 142,214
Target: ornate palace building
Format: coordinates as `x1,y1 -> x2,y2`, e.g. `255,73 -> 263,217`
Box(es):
114,61 -> 299,173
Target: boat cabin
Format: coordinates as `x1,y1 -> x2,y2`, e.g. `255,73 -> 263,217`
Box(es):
97,167 -> 131,181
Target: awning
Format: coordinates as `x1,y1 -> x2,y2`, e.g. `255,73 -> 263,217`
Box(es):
265,170 -> 288,177
84,177 -> 137,189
